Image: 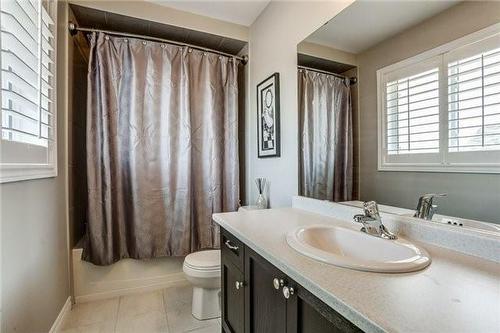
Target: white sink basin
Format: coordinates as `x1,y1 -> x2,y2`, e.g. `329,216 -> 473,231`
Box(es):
287,225 -> 431,273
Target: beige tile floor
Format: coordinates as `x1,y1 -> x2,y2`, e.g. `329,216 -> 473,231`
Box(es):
60,285 -> 221,333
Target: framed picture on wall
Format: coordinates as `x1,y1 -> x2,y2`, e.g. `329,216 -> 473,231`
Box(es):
257,72 -> 281,158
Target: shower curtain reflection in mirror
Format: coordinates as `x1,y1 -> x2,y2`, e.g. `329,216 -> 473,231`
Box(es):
298,69 -> 353,202
84,32 -> 240,265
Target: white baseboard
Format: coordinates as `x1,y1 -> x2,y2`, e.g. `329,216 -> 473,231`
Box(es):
75,274 -> 189,303
49,297 -> 71,333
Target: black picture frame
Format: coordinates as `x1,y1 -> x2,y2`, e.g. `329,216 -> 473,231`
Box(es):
257,72 -> 280,158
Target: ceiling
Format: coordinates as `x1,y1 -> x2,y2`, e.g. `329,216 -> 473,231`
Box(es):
149,0 -> 270,26
306,1 -> 459,54
70,4 -> 247,55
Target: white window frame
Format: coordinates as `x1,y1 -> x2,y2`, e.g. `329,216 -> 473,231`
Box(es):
0,0 -> 58,183
377,23 -> 500,174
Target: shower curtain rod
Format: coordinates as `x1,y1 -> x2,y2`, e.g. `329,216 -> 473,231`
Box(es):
298,65 -> 357,85
68,22 -> 248,64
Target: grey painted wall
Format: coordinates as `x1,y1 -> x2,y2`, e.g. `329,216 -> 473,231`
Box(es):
1,179 -> 69,332
357,2 -> 500,223
0,2 -> 70,331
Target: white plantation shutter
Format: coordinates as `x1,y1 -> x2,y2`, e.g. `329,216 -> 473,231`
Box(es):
380,56 -> 442,166
0,0 -> 57,182
378,25 -> 500,173
447,35 -> 500,153
386,67 -> 440,155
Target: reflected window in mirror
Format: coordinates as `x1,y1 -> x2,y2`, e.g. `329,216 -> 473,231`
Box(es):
378,25 -> 500,173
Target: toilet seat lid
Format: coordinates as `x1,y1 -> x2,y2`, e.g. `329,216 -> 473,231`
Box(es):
184,250 -> 220,270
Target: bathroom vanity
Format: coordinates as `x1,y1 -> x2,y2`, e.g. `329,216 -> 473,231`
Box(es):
220,228 -> 361,333
213,197 -> 500,333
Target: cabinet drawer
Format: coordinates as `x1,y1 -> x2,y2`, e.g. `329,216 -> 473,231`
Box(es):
221,228 -> 244,271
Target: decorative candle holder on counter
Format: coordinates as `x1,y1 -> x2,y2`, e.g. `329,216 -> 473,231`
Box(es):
255,178 -> 268,209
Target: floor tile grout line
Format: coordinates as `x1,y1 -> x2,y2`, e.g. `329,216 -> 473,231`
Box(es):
160,289 -> 171,333
113,296 -> 122,333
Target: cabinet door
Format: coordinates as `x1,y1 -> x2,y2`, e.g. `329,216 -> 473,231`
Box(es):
221,254 -> 245,333
286,280 -> 363,333
245,247 -> 287,333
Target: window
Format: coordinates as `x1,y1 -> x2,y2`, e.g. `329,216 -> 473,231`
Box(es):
378,24 -> 500,173
0,0 -> 57,182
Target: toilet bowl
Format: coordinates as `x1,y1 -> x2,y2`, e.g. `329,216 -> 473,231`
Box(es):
183,250 -> 221,320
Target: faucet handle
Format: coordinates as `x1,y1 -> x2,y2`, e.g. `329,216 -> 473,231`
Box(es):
421,193 -> 447,200
363,201 -> 380,219
421,193 -> 447,208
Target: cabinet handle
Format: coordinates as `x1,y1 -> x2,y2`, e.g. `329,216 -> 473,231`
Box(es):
282,286 -> 294,299
273,278 -> 284,290
225,240 -> 239,251
235,281 -> 245,290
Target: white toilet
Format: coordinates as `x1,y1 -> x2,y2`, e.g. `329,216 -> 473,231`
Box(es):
183,250 -> 221,320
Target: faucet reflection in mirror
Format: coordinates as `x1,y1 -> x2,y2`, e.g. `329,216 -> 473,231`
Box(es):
255,178 -> 267,209
414,193 -> 447,220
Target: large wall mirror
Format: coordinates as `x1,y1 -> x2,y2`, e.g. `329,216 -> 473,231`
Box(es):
297,1 -> 500,232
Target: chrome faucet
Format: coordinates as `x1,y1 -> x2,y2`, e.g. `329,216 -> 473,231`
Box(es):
353,201 -> 397,240
414,193 -> 447,220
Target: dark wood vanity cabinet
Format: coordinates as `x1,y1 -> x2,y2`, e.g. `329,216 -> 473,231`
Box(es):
221,230 -> 245,333
221,228 -> 363,333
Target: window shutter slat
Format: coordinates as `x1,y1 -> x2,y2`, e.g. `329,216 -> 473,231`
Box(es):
1,31 -> 39,69
17,0 -> 38,23
1,0 -> 37,30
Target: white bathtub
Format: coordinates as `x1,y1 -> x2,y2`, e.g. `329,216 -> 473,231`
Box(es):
72,245 -> 188,303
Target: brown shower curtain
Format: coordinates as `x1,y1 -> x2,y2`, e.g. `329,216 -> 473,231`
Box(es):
298,69 -> 353,202
83,32 -> 239,265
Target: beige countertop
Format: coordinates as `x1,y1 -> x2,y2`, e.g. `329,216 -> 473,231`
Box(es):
213,207 -> 500,333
